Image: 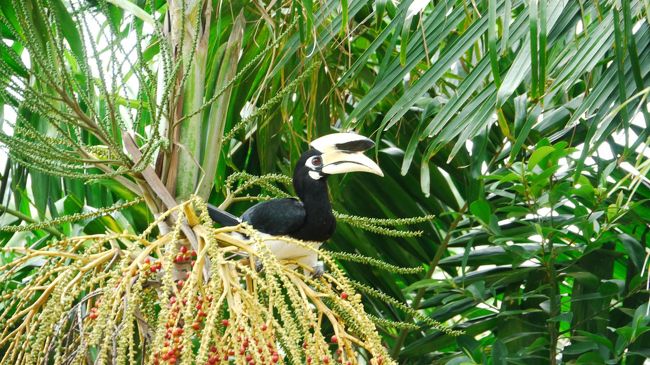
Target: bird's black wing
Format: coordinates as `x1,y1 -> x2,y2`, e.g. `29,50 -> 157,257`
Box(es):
241,198 -> 306,236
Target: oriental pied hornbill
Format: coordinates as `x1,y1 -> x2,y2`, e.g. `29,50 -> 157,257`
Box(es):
206,133 -> 383,273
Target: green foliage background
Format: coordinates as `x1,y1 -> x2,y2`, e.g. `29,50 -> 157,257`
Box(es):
1,0 -> 649,364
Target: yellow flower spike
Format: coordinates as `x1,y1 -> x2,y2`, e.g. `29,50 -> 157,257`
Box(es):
0,197 -> 458,365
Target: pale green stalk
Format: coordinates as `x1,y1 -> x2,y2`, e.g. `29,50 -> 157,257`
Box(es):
105,0 -> 155,25
197,12 -> 245,199
175,0 -> 210,201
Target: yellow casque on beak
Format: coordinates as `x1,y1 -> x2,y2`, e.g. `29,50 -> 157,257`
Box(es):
310,133 -> 384,177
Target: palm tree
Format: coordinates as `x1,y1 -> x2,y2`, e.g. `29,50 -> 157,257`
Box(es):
1,0 -> 649,364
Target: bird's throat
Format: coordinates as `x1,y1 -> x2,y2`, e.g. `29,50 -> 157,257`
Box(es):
294,177 -> 336,242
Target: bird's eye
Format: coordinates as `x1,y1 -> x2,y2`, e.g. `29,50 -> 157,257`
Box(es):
311,156 -> 322,166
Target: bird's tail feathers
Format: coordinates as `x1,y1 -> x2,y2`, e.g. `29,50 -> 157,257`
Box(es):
207,204 -> 241,226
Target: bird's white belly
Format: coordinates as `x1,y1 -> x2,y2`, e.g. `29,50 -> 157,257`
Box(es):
263,238 -> 321,260
231,232 -> 321,268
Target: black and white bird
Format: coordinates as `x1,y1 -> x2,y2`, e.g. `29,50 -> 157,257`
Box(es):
207,132 -> 383,273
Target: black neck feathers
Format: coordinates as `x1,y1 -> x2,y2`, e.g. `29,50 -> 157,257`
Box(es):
291,150 -> 336,241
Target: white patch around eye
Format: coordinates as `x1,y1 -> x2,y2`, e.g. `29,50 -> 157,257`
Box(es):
305,156 -> 322,170
308,171 -> 323,180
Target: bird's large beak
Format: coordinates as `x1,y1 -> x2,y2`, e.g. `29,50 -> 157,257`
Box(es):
321,151 -> 384,176
310,133 -> 384,177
